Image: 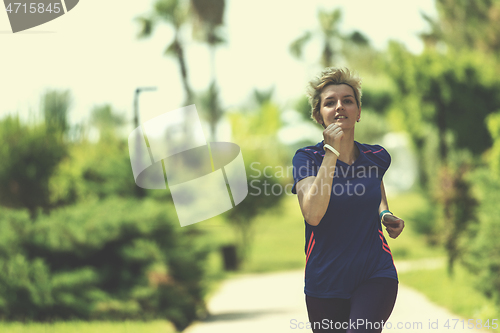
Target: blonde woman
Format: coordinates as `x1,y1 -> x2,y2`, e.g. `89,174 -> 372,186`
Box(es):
292,68 -> 405,333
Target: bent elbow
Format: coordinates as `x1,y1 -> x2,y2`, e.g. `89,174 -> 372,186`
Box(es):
306,219 -> 320,226
304,213 -> 322,226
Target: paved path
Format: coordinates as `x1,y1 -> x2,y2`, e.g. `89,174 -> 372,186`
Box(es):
184,260 -> 484,333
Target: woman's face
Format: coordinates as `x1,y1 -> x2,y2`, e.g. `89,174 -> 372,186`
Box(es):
317,84 -> 360,130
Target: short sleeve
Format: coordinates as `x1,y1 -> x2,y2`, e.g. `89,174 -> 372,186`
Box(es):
291,150 -> 319,194
374,145 -> 391,178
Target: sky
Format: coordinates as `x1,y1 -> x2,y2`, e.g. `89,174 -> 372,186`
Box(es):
0,0 -> 437,137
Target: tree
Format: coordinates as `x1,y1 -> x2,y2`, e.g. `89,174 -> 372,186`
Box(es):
136,0 -> 194,105
420,0 -> 500,55
289,8 -> 372,68
41,89 -> 72,136
384,42 -> 500,274
190,0 -> 226,141
225,101 -> 288,265
385,43 -> 500,171
90,104 -> 126,141
461,111 -> 500,304
0,116 -> 66,219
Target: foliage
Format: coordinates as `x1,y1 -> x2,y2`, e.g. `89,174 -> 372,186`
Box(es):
486,111 -> 500,175
460,112 -> 500,306
136,0 -> 194,105
90,104 -> 126,142
49,138 -> 138,207
190,0 -> 227,141
385,42 -> 500,188
189,0 -> 225,46
354,110 -> 390,145
384,43 -> 500,276
0,198 -> 211,331
225,102 -> 288,264
293,95 -> 311,122
420,0 -> 500,56
41,89 -> 72,136
434,153 -> 478,275
196,81 -> 223,141
289,8 -> 373,68
0,116 -> 67,219
462,167 -> 500,306
361,88 -> 393,115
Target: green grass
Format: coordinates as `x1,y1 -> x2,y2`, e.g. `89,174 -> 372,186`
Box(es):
399,265 -> 500,332
240,194 -> 306,273
0,320 -> 175,333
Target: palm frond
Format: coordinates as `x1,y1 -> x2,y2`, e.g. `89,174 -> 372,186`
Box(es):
318,8 -> 342,36
348,31 -> 370,46
190,0 -> 225,26
164,40 -> 178,57
135,16 -> 154,39
289,31 -> 312,59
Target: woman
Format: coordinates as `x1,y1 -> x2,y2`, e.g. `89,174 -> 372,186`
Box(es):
291,67 -> 405,333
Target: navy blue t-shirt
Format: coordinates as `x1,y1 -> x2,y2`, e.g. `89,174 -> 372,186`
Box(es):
292,140 -> 398,299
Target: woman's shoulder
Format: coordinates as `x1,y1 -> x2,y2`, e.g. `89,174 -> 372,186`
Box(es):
293,141 -> 324,157
356,141 -> 387,153
356,141 -> 391,165
292,141 -> 325,167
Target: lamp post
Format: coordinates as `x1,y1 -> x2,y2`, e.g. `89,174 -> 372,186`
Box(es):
133,87 -> 157,198
134,87 -> 157,129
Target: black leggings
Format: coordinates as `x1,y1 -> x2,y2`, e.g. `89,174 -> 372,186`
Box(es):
305,277 -> 398,333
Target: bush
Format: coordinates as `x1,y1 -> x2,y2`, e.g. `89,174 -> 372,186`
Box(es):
0,116 -> 66,219
462,167 -> 500,305
0,197 -> 210,331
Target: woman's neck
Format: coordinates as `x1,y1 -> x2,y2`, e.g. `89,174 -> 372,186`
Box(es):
337,130 -> 358,165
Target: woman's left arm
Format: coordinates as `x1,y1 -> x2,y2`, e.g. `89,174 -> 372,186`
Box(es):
379,180 -> 405,239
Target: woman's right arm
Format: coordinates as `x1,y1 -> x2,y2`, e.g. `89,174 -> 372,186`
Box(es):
295,124 -> 343,226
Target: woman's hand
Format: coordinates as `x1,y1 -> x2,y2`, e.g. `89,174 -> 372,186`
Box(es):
323,123 -> 343,151
382,214 -> 405,239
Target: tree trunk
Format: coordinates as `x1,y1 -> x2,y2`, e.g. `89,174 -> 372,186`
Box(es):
174,33 -> 194,106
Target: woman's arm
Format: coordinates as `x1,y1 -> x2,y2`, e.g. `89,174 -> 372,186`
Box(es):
296,151 -> 338,226
379,180 -> 405,239
296,124 -> 343,226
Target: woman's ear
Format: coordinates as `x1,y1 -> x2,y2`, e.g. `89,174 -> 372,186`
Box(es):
317,117 -> 326,129
314,111 -> 325,127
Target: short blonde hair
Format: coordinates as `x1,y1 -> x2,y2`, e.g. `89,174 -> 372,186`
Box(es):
306,67 -> 362,124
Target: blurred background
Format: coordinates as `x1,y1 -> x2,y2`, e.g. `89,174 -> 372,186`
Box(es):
1,0 -> 500,332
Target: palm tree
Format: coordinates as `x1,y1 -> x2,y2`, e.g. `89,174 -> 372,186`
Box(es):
190,0 -> 226,141
136,0 -> 194,106
41,89 -> 72,137
290,8 -> 370,68
90,104 -> 125,141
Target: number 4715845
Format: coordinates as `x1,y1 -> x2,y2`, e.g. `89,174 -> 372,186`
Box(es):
5,3 -> 61,14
